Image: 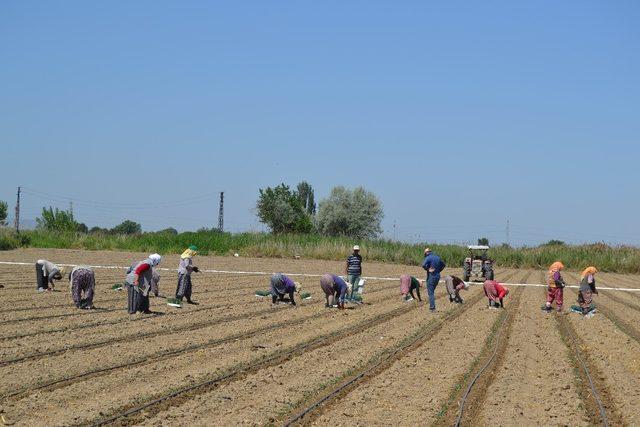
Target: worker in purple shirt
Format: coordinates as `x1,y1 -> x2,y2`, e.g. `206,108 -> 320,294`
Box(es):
270,273 -> 302,306
421,248 -> 446,312
320,274 -> 352,309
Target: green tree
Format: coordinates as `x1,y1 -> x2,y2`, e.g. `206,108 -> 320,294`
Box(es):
89,226 -> 109,234
256,184 -> 313,234
36,207 -> 79,232
111,220 -> 142,235
316,186 -> 384,239
0,200 -> 8,226
76,223 -> 89,233
478,237 -> 489,246
296,181 -> 316,215
158,227 -> 179,235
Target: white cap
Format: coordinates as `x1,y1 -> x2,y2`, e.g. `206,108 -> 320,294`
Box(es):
353,245 -> 360,251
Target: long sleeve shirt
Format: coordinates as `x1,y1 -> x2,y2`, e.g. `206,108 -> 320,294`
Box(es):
332,275 -> 349,301
421,254 -> 445,276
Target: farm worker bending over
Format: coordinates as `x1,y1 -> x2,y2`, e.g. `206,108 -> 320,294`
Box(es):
399,275 -> 422,302
35,259 -> 64,292
270,273 -> 302,306
444,275 -> 469,304
578,266 -> 598,315
483,280 -> 509,308
320,274 -> 352,309
176,245 -> 200,304
68,266 -> 95,309
126,253 -> 162,314
543,261 -> 566,312
345,245 -> 363,301
421,248 -> 446,312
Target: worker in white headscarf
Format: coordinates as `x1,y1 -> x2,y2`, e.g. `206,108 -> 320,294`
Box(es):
125,253 -> 162,314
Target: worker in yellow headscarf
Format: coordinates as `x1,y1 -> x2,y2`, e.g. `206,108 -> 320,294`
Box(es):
175,245 -> 200,304
542,261 -> 566,312
578,266 -> 598,315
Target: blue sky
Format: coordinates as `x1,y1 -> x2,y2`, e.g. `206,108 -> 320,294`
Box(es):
1,1 -> 639,246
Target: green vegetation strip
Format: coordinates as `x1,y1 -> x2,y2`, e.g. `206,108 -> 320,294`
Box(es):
2,228 -> 640,273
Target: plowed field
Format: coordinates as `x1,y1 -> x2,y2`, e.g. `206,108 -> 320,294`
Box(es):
1,248 -> 639,426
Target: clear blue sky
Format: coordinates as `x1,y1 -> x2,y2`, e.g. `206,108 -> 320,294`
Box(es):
1,1 -> 639,246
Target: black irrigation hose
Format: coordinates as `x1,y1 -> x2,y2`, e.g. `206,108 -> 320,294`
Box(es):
573,344 -> 610,427
454,272 -> 529,427
454,313 -> 507,427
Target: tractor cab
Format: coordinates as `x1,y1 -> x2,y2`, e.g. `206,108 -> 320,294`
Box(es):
463,245 -> 494,282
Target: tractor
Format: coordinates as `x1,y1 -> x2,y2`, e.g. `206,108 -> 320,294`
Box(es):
463,245 -> 494,282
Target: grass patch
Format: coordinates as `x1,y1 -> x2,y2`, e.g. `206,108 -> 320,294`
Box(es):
2,229 -> 640,273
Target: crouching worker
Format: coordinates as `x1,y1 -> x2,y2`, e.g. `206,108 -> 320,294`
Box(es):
399,274 -> 422,302
543,261 -> 566,312
578,266 -> 598,315
484,280 -> 509,308
35,259 -> 64,292
176,245 -> 200,304
125,253 -> 162,314
320,274 -> 351,309
270,273 -> 302,306
444,275 -> 468,304
68,266 -> 95,309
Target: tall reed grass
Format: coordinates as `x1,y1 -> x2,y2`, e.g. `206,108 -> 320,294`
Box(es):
3,229 -> 639,273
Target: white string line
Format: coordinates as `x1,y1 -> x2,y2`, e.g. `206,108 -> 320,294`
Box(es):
1,261 -> 639,292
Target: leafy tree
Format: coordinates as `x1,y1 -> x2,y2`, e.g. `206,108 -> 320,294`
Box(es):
478,237 -> 489,246
89,226 -> 110,234
297,181 -> 316,215
76,223 -> 89,233
543,239 -> 565,246
158,227 -> 179,235
0,200 -> 8,226
36,207 -> 79,232
315,186 -> 384,239
111,220 -> 142,235
256,184 -> 313,234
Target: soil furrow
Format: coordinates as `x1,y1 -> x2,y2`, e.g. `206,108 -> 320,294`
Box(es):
281,290 -> 490,426
434,271 -> 529,426
548,279 -> 625,426
83,285 -> 485,427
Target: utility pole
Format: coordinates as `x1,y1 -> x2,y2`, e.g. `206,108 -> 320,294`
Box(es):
14,186 -> 21,234
393,220 -> 397,241
69,200 -> 74,217
506,219 -> 510,247
218,191 -> 224,232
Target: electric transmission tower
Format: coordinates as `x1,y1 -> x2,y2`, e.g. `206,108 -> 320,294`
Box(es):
218,192 -> 224,232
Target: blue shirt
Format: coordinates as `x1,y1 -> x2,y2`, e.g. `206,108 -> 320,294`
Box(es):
331,274 -> 349,301
422,253 -> 446,277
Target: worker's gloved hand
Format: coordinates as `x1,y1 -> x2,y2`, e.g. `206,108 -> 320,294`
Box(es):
192,266 -> 200,273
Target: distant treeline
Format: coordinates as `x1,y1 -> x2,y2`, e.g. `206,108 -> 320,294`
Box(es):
1,228 -> 639,274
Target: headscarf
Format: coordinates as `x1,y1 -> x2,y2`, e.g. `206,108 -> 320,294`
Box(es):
149,253 -> 162,266
549,261 -> 565,272
181,247 -> 198,259
581,266 -> 598,278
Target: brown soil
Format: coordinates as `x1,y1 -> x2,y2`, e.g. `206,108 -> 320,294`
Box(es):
0,248 -> 638,426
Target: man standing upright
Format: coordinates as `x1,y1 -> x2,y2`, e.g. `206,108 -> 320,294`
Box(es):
421,247 -> 446,312
345,245 -> 363,300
